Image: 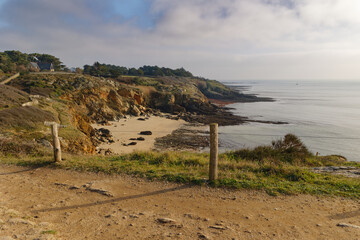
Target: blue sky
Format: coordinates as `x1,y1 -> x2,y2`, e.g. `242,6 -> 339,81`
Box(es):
0,0 -> 360,80
112,0 -> 155,28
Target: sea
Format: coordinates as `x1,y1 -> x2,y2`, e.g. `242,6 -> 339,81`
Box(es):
218,80 -> 360,162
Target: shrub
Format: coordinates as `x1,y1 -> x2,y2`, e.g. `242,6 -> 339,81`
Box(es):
229,134 -> 313,164
271,134 -> 312,163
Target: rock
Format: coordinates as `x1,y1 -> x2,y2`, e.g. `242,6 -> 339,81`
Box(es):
139,131 -> 152,135
136,137 -> 145,141
137,118 -> 146,121
99,128 -> 111,137
105,149 -> 113,155
130,105 -> 141,116
86,187 -> 114,197
337,223 -> 360,229
198,233 -> 210,239
129,214 -> 139,218
127,142 -> 137,146
157,218 -> 176,224
209,225 -> 227,230
22,99 -> 39,107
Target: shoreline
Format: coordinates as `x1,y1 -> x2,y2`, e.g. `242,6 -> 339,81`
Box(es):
91,85 -> 284,155
92,115 -> 194,154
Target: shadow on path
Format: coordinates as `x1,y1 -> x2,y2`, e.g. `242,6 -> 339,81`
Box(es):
329,209 -> 360,220
32,184 -> 192,213
0,167 -> 41,176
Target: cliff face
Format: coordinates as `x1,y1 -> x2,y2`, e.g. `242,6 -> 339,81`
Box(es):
63,86 -> 147,122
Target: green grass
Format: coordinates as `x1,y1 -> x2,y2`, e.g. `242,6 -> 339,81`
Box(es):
41,230 -> 57,235
1,150 -> 359,198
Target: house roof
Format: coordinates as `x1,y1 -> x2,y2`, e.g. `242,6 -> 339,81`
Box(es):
37,62 -> 54,70
29,62 -> 39,69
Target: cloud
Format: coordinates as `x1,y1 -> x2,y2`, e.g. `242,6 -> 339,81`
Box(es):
0,0 -> 359,80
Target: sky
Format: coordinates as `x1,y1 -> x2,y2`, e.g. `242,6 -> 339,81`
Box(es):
0,0 -> 360,80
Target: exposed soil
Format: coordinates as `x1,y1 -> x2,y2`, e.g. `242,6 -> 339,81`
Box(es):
1,165 -> 360,240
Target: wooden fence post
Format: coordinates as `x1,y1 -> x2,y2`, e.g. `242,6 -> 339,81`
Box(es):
209,123 -> 218,181
51,123 -> 62,162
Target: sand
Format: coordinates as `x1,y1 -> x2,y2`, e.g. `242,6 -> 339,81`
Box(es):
93,116 -> 185,154
1,164 -> 360,239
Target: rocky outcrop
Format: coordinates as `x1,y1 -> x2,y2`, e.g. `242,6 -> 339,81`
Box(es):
64,85 -> 148,124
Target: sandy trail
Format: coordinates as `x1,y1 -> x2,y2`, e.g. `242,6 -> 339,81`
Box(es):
93,116 -> 185,154
1,165 -> 360,239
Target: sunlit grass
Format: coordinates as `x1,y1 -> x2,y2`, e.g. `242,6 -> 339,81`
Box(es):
1,149 -> 359,198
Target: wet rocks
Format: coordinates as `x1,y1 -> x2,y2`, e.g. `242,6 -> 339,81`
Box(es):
139,131 -> 152,136
155,124 -> 209,151
94,128 -> 114,144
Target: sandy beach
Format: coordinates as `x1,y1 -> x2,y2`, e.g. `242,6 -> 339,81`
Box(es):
93,116 -> 185,154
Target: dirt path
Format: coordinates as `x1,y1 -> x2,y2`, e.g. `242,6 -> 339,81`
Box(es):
1,165 -> 359,240
0,73 -> 20,85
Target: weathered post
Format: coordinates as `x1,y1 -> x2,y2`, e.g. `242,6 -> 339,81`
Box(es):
45,121 -> 63,163
51,123 -> 62,162
209,123 -> 218,181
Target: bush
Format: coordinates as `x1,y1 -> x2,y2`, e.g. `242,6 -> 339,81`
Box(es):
271,134 -> 312,162
229,134 -> 313,164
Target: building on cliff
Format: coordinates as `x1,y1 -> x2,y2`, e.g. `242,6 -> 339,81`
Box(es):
29,62 -> 54,72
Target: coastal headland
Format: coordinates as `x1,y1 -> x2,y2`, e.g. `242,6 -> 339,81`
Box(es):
0,61 -> 274,155
1,52 -> 360,240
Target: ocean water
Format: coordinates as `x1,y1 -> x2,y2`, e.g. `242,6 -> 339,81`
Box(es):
219,80 -> 360,161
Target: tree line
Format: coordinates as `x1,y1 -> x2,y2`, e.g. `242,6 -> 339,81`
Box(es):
0,50 -> 194,79
83,62 -> 193,78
